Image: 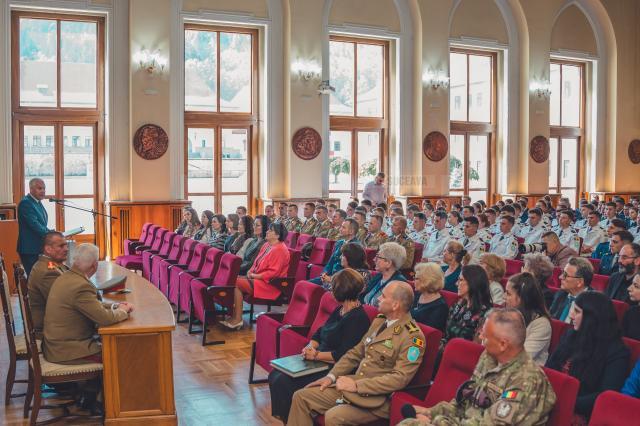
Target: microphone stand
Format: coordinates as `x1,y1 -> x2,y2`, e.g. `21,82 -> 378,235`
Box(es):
51,199 -> 117,241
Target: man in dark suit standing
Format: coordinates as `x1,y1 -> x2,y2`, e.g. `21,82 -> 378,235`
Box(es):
17,178 -> 52,275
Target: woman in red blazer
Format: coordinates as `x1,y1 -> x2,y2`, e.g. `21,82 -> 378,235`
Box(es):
221,222 -> 290,329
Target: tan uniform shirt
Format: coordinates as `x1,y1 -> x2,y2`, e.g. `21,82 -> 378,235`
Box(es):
362,231 -> 389,250
284,216 -> 302,232
43,268 -> 128,363
313,219 -> 334,239
27,255 -> 69,332
300,217 -> 319,235
389,233 -> 416,270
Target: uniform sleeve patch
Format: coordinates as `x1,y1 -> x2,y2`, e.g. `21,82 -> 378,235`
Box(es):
412,337 -> 424,348
407,346 -> 420,362
496,401 -> 512,418
501,390 -> 520,400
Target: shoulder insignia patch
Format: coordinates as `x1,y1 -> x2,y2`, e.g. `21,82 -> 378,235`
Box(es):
404,322 -> 420,333
376,313 -> 386,319
412,337 -> 424,348
496,401 -> 512,418
47,262 -> 55,269
501,390 -> 519,400
407,346 -> 420,362
393,325 -> 402,334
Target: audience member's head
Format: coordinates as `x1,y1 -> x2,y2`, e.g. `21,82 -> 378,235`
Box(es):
331,268 -> 365,303
458,264 -> 492,312
267,222 -> 288,242
479,253 -> 506,284
238,215 -> 254,238
560,257 -> 594,295
253,215 -> 270,239
377,281 -> 414,318
375,242 -> 407,272
618,243 -> 640,276
505,272 -> 549,325
72,243 -> 99,278
443,240 -> 470,267
41,231 -> 68,262
340,242 -> 369,271
479,308 -> 527,359
200,210 -> 215,229
212,214 -> 227,233
522,252 -> 554,289
414,262 -> 444,295
235,206 -> 247,217
226,213 -> 240,232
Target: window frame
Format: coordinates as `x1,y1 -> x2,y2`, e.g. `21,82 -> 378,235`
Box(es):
549,59 -> 585,205
11,10 -> 105,249
183,24 -> 259,214
449,48 -> 497,202
329,35 -> 389,202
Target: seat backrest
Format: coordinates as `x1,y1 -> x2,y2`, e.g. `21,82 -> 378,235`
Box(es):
423,339 -> 484,407
591,274 -> 609,292
282,280 -> 326,326
158,231 -> 176,256
212,253 -> 242,285
138,223 -> 152,242
187,243 -> 209,271
198,248 -> 223,279
412,243 -> 423,268
544,367 -> 580,426
287,249 -> 302,278
295,234 -> 315,251
623,337 -> 640,372
0,256 -> 18,353
588,390 -> 640,426
178,238 -> 197,264
409,323 -> 443,386
364,248 -> 377,269
363,304 -> 379,321
550,319 -> 571,353
14,265 -> 40,373
143,224 -> 160,246
587,257 -> 601,274
440,290 -> 459,308
548,268 -> 562,288
167,234 -> 185,261
612,299 -> 629,325
308,238 -> 335,265
150,228 -> 168,251
306,291 -> 341,338
285,232 -> 299,248
505,259 -> 524,277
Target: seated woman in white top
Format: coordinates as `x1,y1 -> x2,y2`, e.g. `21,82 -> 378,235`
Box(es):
504,272 -> 552,365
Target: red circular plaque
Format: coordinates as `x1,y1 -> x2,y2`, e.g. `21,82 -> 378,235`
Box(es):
292,127 -> 322,160
422,131 -> 448,162
133,124 -> 169,160
529,135 -> 550,163
629,139 -> 640,164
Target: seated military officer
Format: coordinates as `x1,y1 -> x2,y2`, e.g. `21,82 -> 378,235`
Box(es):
516,208 -> 547,244
28,231 -> 70,333
407,213 -> 430,246
554,210 -> 578,247
288,281 -> 425,426
362,214 -> 389,249
400,308 -> 556,425
388,216 -> 416,271
310,218 -> 361,287
579,210 -> 607,255
43,244 -> 134,365
422,211 -> 451,263
326,209 -> 347,241
489,216 -> 518,259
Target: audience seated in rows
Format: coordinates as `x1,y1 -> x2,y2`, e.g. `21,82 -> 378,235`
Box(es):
360,242 -> 407,307
309,218 -> 360,286
522,252 -> 555,308
411,262 -> 449,332
550,257 -> 594,323
238,215 -> 269,275
605,242 -> 640,301
175,207 -> 200,239
193,210 -> 214,242
440,240 -> 467,293
478,253 -> 506,305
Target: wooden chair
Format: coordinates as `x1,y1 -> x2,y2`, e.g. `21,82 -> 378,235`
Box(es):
1,255 -> 29,405
15,264 -> 103,425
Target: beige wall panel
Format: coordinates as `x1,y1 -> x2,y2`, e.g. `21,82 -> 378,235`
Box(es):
182,0 -> 268,17
450,0 -> 508,44
551,5 -> 597,55
329,0 -> 400,32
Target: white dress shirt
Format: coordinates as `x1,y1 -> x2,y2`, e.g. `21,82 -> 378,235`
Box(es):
422,228 -> 451,262
489,231 -> 519,259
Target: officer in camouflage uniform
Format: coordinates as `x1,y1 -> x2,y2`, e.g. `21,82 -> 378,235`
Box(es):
313,205 -> 334,239
299,202 -> 319,235
362,214 -> 389,250
284,204 -> 303,232
326,209 -> 347,241
353,210 -> 368,242
388,216 -> 415,270
399,309 -> 556,426
27,231 -> 70,333
288,282 -> 425,425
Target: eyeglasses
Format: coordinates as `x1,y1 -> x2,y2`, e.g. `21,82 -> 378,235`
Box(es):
374,254 -> 388,261
619,255 -> 639,261
560,271 -> 581,280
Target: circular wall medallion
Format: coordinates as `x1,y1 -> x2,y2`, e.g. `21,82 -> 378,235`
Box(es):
133,124 -> 169,160
292,127 -> 322,160
629,139 -> 640,164
422,131 -> 448,162
529,135 -> 550,163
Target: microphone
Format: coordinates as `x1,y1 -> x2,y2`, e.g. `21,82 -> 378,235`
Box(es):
49,197 -> 65,203
401,403 -> 417,419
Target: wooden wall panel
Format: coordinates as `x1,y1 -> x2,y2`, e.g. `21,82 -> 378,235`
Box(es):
0,220 -> 19,293
0,203 -> 17,220
584,192 -> 640,203
105,201 -> 191,259
498,193 -> 562,208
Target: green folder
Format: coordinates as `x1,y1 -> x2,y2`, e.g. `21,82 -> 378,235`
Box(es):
270,354 -> 330,378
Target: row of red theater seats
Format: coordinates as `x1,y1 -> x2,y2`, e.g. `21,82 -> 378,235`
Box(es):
250,279 -> 640,425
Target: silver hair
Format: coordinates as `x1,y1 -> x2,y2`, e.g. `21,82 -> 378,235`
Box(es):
378,242 -> 407,270
72,243 -> 99,272
487,308 -> 526,347
523,252 -> 554,283
28,178 -> 44,188
389,281 -> 414,312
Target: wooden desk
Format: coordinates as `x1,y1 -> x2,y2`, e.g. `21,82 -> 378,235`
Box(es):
97,262 -> 177,425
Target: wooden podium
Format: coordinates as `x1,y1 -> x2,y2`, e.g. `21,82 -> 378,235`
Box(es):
97,262 -> 177,425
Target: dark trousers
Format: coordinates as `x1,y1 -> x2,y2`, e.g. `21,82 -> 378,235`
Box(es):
268,369 -> 327,423
19,253 -> 39,276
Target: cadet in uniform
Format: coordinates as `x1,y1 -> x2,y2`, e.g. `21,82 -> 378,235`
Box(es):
313,205 -> 334,239
407,213 -> 430,246
422,211 -> 451,263
388,216 -> 415,270
326,209 -> 347,241
399,309 -> 556,425
517,208 -> 547,245
299,202 -> 319,235
284,204 -> 303,232
489,216 -> 519,259
362,215 -> 389,250
459,217 -> 484,262
27,231 -> 70,333
579,211 -> 607,255
288,282 -> 425,426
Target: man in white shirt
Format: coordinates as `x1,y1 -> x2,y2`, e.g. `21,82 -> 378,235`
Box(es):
517,208 -> 547,244
485,208 -> 499,235
407,213 -> 430,246
362,172 -> 388,206
554,210 -> 578,247
579,211 -> 607,255
489,216 -> 519,259
422,211 -> 451,263
573,204 -> 594,230
600,202 -> 618,228
460,216 -> 484,262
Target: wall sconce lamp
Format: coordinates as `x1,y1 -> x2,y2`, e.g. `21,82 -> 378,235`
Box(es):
317,80 -> 335,95
133,48 -> 167,76
423,69 -> 450,90
291,59 -> 322,81
530,81 -> 552,99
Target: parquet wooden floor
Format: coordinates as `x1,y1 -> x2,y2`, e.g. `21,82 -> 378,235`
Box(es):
0,298 -> 284,426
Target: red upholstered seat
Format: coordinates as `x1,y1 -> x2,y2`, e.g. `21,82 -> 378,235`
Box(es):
363,304 -> 379,321
158,238 -> 197,297
440,290 -> 459,308
588,257 -> 601,274
295,234 -> 315,251
550,319 -> 571,353
623,337 -> 640,371
548,267 -> 562,288
277,291 -> 340,358
188,252 -> 242,345
505,259 -> 524,277
400,243 -> 423,279
174,247 -> 223,322
123,223 -> 155,255
151,235 -> 184,288
297,238 -> 335,282
406,324 -> 443,399
249,280 -> 326,384
544,367 -> 580,426
365,248 -> 377,269
612,299 -> 629,325
285,231 -> 299,248
589,390 -> 640,426
245,249 -> 302,323
389,339 -> 484,425
591,274 -> 610,292
142,231 -> 175,280
116,227 -> 167,271
167,242 -> 209,307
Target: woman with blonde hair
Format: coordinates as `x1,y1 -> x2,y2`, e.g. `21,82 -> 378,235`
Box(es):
478,253 -> 506,305
412,262 -> 449,331
441,240 -> 471,293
